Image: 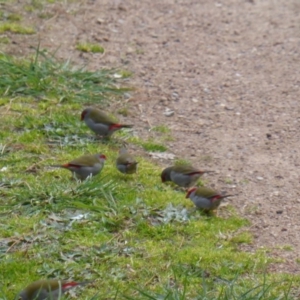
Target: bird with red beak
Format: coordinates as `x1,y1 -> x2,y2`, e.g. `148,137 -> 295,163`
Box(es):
81,108 -> 133,138
161,165 -> 210,188
186,186 -> 235,212
52,153 -> 106,180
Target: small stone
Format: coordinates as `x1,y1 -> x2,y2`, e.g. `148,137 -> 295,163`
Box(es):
113,73 -> 122,78
126,47 -> 135,54
266,133 -> 272,139
256,176 -> 264,181
276,210 -> 283,214
164,108 -> 174,117
96,18 -> 105,24
149,152 -> 176,160
191,98 -> 198,103
124,93 -> 131,99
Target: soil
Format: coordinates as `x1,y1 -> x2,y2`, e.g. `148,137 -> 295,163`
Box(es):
3,0 -> 300,273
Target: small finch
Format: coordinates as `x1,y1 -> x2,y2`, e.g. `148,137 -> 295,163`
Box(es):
161,165 -> 209,188
116,148 -> 138,174
81,107 -> 133,138
52,153 -> 106,180
186,186 -> 235,211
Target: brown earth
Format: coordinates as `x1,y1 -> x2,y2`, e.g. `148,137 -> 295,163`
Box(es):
3,0 -> 300,273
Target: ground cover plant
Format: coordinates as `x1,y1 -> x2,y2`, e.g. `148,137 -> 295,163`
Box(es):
0,49 -> 298,300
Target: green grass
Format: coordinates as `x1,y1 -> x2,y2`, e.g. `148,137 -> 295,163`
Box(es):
7,13 -> 22,22
0,36 -> 10,44
0,47 -> 131,103
124,274 -> 295,300
126,137 -> 168,152
174,159 -> 192,166
151,125 -> 171,134
0,23 -> 35,34
76,43 -> 105,53
0,49 -> 298,300
24,0 -> 66,12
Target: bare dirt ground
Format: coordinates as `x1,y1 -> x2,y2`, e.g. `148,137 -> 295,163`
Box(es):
4,0 -> 300,273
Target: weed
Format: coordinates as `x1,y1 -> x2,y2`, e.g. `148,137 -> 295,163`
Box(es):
76,43 -> 105,53
0,23 -> 35,34
151,125 -> 171,134
0,47 -> 131,103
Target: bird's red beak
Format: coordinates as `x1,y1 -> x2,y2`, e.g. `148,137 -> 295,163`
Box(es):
80,111 -> 86,121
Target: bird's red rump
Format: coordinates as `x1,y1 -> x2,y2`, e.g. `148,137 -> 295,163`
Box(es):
100,154 -> 107,160
109,124 -> 122,130
62,282 -> 78,289
211,195 -> 222,202
188,171 -> 203,176
186,187 -> 197,198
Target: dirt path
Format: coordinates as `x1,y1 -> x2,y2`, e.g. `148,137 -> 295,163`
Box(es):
6,0 -> 300,273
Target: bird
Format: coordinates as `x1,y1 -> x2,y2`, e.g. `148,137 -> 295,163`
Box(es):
161,165 -> 209,188
185,186 -> 235,212
17,279 -> 91,300
52,153 -> 106,180
116,148 -> 138,174
81,107 -> 133,138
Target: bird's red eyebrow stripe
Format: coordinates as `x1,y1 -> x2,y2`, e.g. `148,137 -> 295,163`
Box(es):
62,282 -> 78,288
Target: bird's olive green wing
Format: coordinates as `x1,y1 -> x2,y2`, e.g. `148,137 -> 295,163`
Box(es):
90,109 -> 116,125
196,187 -> 218,198
173,165 -> 199,175
69,155 -> 98,167
117,154 -> 137,165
